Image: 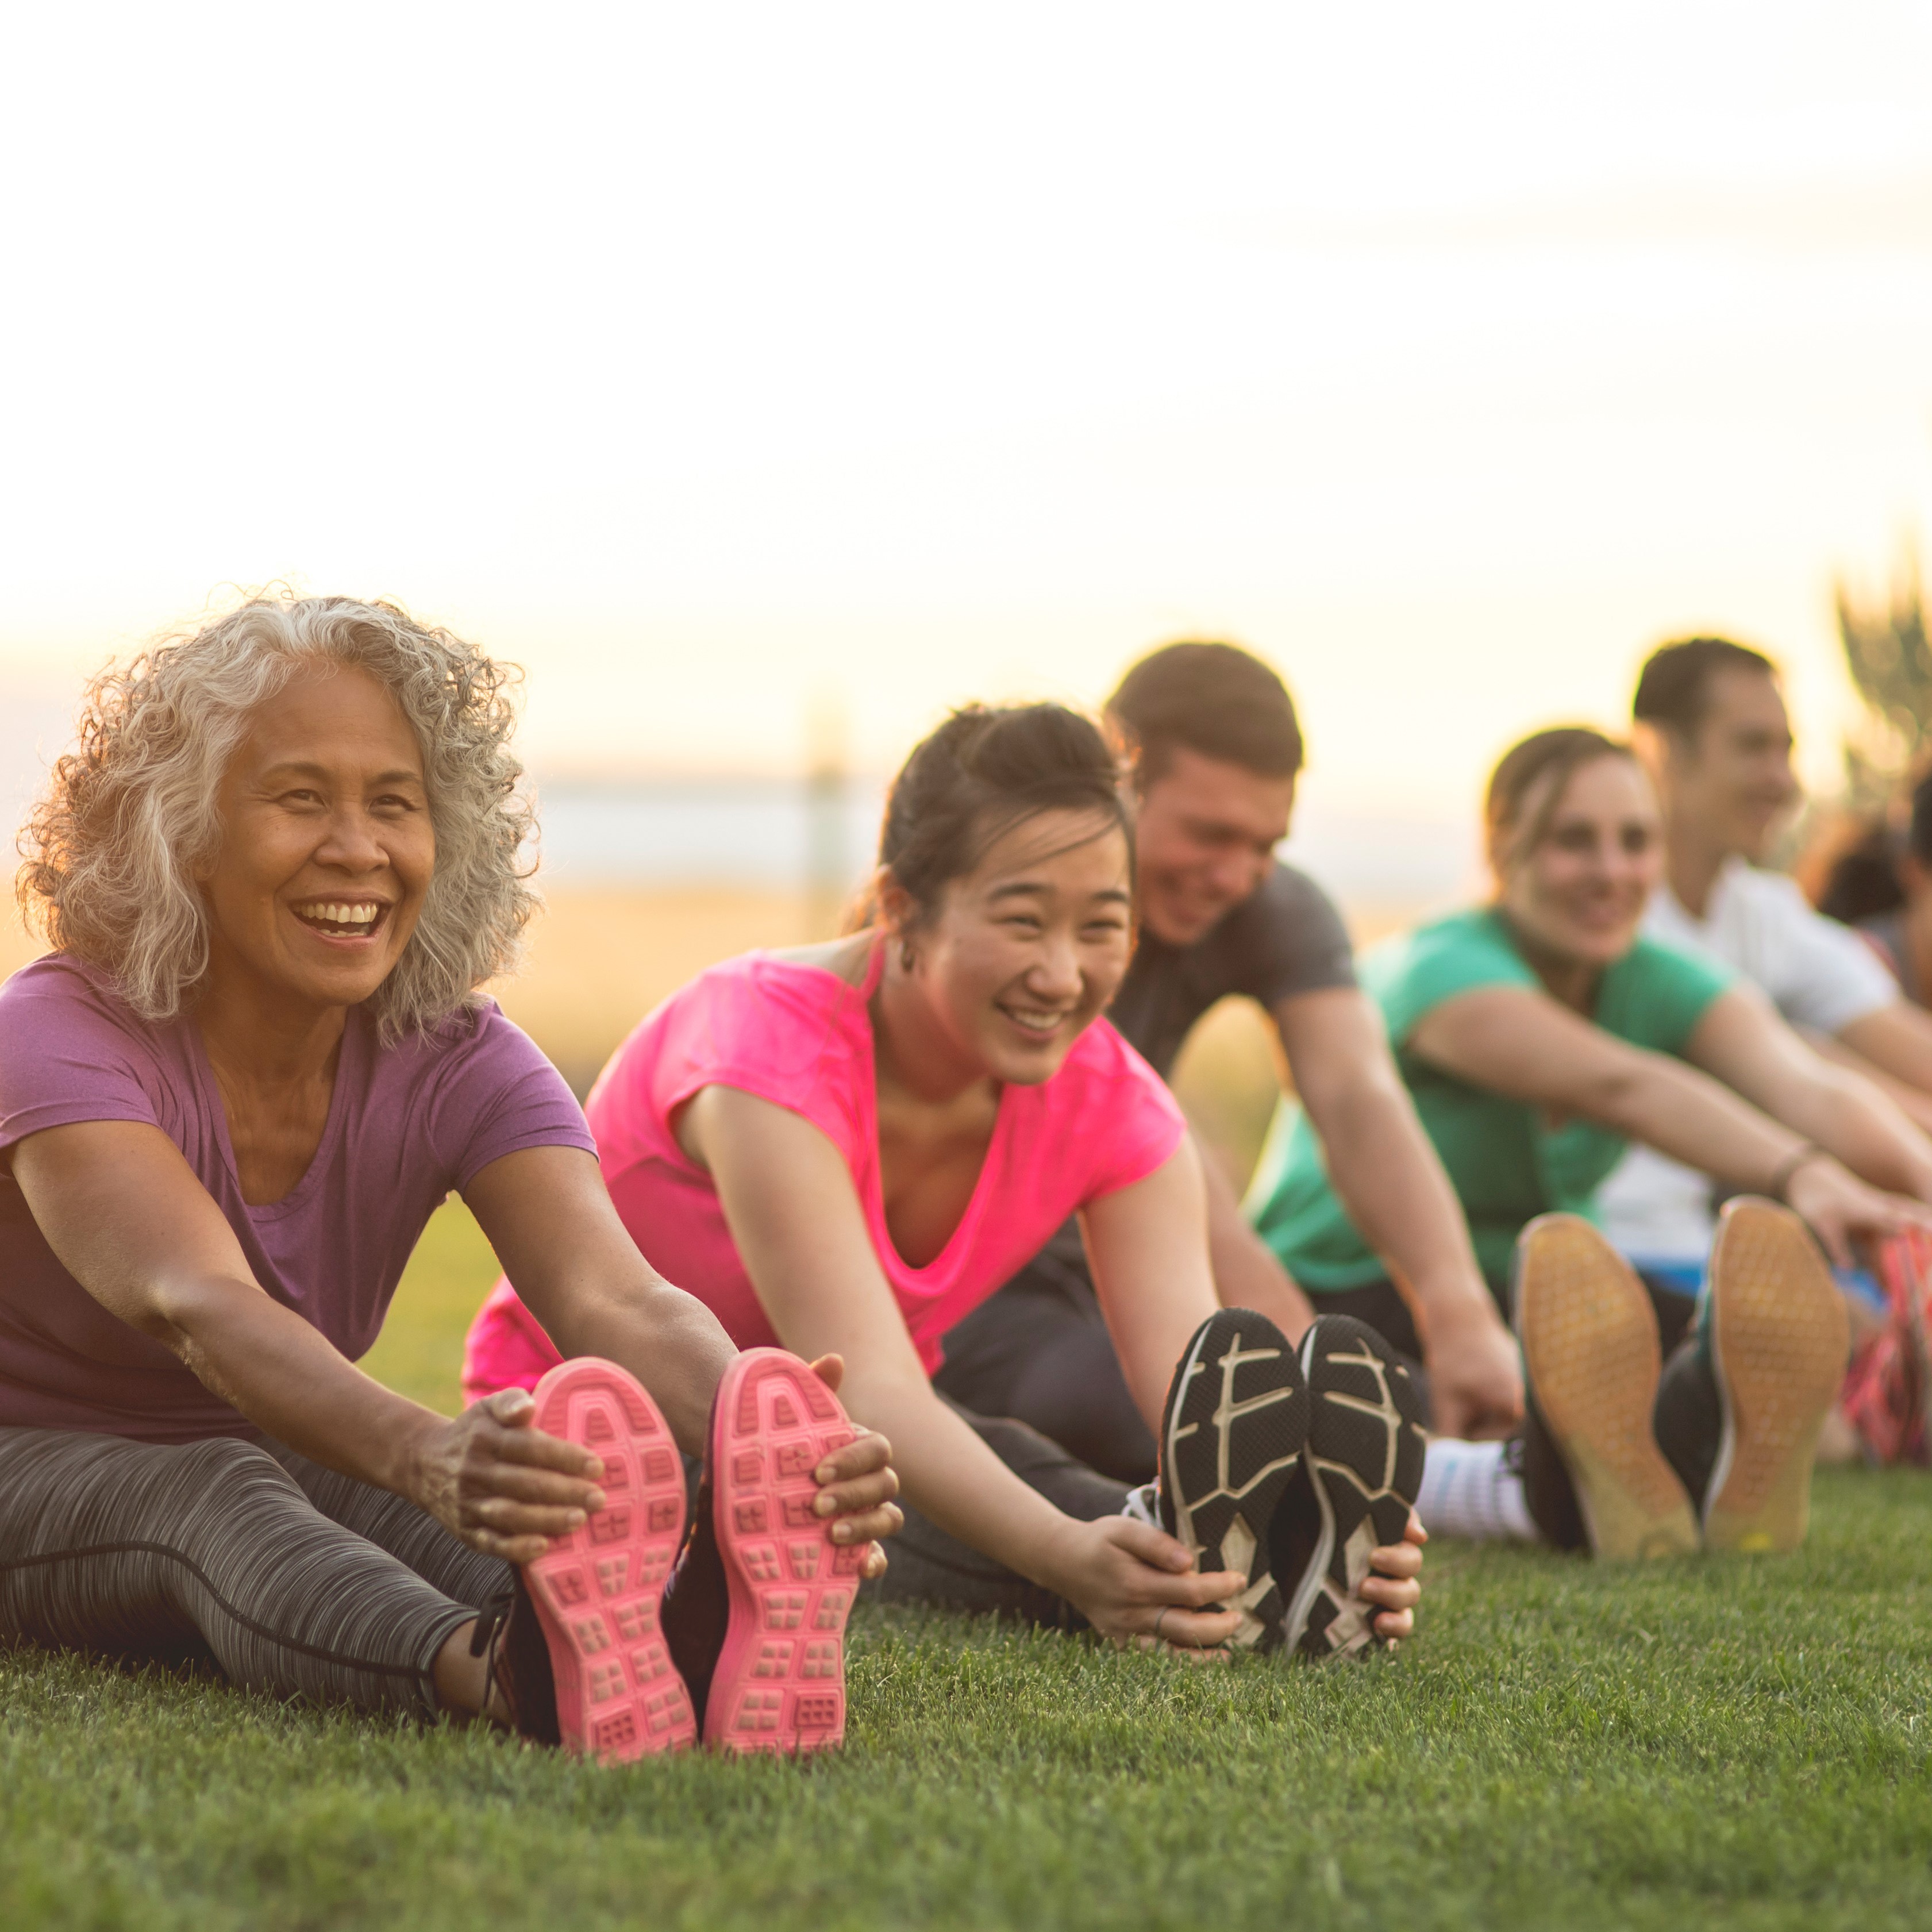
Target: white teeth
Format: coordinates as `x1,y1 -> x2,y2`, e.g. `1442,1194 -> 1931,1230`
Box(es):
295,900 -> 380,926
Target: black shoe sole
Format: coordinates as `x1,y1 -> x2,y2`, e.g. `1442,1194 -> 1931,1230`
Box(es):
1277,1315 -> 1428,1658
1157,1308 -> 1310,1650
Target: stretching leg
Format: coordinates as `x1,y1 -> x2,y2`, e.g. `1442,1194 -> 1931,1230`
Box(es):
0,1427 -> 480,1718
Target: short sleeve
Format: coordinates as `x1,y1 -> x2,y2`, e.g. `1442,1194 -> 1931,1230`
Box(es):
1367,912 -> 1537,1049
1217,866 -> 1358,1009
590,955 -> 869,1177
1060,1021 -> 1189,1204
1760,884 -> 1899,1033
421,1004 -> 597,1190
0,958 -> 166,1154
1607,938 -> 1735,1056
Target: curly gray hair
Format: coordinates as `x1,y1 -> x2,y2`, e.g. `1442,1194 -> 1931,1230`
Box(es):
16,594 -> 538,1041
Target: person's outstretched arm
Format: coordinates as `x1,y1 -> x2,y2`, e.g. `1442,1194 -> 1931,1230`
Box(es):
11,1122 -> 611,1565
463,1144 -> 899,1552
681,1083 -> 1248,1650
1408,984 -> 1930,1266
1275,986 -> 1522,1440
1681,991 -> 1932,1203
1814,1007 -> 1932,1134
1192,1142 -> 1316,1341
13,1127 -> 899,1568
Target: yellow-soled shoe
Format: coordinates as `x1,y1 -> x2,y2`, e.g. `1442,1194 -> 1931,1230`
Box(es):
1514,1214 -> 1700,1561
1702,1198 -> 1849,1554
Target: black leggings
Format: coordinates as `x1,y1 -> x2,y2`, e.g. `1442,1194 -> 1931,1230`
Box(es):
859,1401 -> 1131,1629
936,1231 -> 1440,1461
0,1426 -> 507,1717
935,1223 -> 1159,1484
936,1240 -> 1699,1458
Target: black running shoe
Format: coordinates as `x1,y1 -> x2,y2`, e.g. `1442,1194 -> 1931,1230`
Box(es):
1272,1315 -> 1428,1658
1156,1307 -> 1311,1650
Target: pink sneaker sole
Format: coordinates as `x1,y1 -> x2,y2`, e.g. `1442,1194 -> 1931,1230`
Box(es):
525,1357 -> 697,1762
704,1350 -> 864,1755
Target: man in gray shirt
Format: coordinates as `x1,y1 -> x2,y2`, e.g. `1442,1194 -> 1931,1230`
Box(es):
935,642 -> 1522,1473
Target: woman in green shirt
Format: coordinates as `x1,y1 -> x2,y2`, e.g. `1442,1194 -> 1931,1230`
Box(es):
1248,727 -> 1932,1560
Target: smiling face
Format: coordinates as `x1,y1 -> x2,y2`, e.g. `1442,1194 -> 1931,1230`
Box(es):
896,807 -> 1134,1087
1652,665 -> 1800,864
197,662 -> 436,1019
1130,746 -> 1296,946
1495,753 -> 1662,969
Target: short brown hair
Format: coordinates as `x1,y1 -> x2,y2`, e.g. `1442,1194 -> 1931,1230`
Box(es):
1485,726 -> 1637,876
1632,636 -> 1775,737
1104,641 -> 1303,786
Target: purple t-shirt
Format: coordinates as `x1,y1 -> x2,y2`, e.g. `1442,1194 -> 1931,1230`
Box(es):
0,953 -> 596,1442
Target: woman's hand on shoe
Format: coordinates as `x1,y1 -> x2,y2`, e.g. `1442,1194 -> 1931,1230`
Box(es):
1357,1511 -> 1427,1645
409,1387 -> 610,1565
804,1354 -> 901,1583
1046,1516 -> 1249,1652
1785,1160 -> 1932,1269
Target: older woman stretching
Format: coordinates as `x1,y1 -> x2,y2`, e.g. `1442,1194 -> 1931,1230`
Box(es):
0,596 -> 897,1761
468,704 -> 1429,1661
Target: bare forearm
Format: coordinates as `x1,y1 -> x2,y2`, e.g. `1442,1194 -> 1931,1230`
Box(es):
1599,1061 -> 1805,1191
1317,1083 -> 1490,1327
156,1271 -> 443,1492
534,1275 -> 738,1457
1756,1072 -> 1932,1199
1810,1033 -> 1932,1136
834,1367 -> 1071,1587
1209,1217 -> 1316,1340
1199,1150 -> 1314,1340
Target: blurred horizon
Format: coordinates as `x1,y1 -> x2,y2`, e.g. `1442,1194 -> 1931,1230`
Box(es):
3,4 -> 1929,826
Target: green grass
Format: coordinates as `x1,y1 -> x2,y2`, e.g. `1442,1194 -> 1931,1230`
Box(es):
7,1202 -> 1932,1931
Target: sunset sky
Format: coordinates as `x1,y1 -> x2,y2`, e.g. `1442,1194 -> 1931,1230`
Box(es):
3,4 -> 1929,825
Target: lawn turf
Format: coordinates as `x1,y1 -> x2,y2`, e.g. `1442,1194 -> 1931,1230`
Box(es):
5,1201 -> 1930,1931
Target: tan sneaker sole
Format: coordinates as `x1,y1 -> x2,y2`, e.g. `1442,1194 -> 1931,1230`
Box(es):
1515,1214 -> 1700,1561
1703,1199 -> 1849,1554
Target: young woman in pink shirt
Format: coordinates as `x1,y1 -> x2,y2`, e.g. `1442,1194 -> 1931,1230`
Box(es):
468,705 -> 1427,1658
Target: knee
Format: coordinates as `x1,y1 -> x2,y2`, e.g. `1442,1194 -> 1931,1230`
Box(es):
176,1435 -> 291,1502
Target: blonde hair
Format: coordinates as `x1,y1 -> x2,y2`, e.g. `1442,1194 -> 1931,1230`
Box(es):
16,594 -> 537,1041
1484,725 -> 1635,880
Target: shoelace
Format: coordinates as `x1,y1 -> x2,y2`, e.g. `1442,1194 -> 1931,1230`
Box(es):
467,1587 -> 517,1726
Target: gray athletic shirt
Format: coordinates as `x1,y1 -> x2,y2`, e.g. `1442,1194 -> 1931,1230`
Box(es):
1109,863 -> 1357,1077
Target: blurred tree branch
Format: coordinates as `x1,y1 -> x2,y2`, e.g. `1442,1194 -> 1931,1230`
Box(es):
1835,546 -> 1929,809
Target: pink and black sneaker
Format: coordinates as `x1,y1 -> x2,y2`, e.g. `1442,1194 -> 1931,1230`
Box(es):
662,1348 -> 865,1755
509,1356 -> 699,1762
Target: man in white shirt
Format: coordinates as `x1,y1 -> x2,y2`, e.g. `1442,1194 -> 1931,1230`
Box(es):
1596,635 -> 1932,1276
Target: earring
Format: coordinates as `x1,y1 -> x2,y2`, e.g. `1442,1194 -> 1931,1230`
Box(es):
900,941 -> 915,973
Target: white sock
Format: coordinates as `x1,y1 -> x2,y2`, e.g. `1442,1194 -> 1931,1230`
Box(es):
1415,1437 -> 1540,1543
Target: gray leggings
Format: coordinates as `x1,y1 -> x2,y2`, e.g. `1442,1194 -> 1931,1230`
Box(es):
0,1426 -> 507,1718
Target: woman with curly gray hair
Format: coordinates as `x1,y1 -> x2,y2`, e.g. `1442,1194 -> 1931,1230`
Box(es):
0,595 -> 897,1761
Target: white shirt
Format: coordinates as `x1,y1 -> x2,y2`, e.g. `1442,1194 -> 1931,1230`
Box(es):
1594,858 -> 1899,1267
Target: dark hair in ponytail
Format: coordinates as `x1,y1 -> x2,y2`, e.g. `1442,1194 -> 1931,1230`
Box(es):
865,703 -> 1132,928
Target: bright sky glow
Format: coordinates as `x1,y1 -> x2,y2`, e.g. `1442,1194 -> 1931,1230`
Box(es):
2,3 -> 1929,816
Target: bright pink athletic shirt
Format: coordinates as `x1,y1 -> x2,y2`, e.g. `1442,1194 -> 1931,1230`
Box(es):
463,942 -> 1186,1400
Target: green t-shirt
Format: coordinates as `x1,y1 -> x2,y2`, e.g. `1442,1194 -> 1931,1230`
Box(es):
1246,906 -> 1734,1291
